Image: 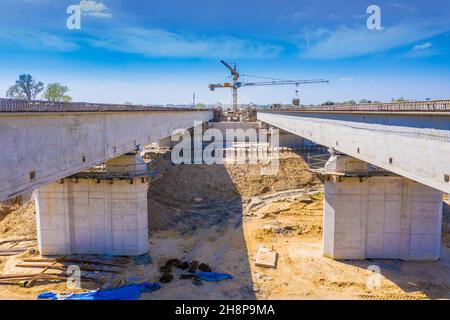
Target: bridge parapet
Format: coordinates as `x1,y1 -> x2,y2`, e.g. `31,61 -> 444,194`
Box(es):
265,99 -> 450,113
0,98 -> 210,113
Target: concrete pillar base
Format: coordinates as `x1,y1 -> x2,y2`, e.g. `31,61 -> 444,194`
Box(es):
35,156 -> 149,256
323,157 -> 443,261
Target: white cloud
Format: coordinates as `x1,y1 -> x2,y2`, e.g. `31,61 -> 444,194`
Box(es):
339,77 -> 354,81
79,0 -> 112,18
407,42 -> 439,58
88,28 -> 282,59
0,29 -> 78,52
413,42 -> 433,51
299,20 -> 450,59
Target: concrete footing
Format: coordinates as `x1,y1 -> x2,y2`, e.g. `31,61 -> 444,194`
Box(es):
35,155 -> 149,256
323,156 -> 443,261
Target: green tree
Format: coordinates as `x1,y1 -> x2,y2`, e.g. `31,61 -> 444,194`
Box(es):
195,103 -> 206,109
43,83 -> 72,102
6,74 -> 44,100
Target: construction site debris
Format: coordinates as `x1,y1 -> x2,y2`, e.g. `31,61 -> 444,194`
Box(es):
166,258 -> 182,269
1,150 -> 449,300
22,257 -> 128,268
198,263 -> 212,272
159,273 -> 174,283
160,266 -> 171,273
133,254 -> 153,265
255,246 -> 278,268
0,248 -> 27,256
188,260 -> 199,273
0,275 -> 95,286
0,238 -> 36,246
15,263 -> 123,274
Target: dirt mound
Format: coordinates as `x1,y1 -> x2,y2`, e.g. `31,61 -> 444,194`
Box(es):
147,157 -> 242,231
0,204 -> 20,224
147,152 -> 321,231
0,201 -> 36,238
225,155 -> 319,197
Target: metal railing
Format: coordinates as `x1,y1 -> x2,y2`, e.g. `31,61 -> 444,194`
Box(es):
307,153 -> 331,171
263,100 -> 450,113
71,160 -> 162,181
0,98 -> 210,113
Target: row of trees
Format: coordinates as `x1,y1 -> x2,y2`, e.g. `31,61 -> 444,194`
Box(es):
6,74 -> 72,102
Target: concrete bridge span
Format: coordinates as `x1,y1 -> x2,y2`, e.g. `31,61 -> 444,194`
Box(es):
258,100 -> 450,261
0,99 -> 213,202
258,101 -> 450,194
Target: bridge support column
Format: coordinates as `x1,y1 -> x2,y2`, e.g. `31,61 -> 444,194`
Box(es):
323,156 -> 443,261
34,155 -> 149,256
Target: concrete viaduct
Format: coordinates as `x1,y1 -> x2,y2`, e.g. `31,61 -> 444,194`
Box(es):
0,98 -> 212,256
258,100 -> 450,261
0,99 -> 212,201
1,98 -> 449,262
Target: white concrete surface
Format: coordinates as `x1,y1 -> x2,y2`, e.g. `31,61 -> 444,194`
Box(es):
324,155 -> 369,174
278,129 -> 306,148
323,176 -> 443,261
208,122 -> 259,148
208,122 -> 307,149
105,153 -> 147,174
0,109 -> 212,201
258,111 -> 450,193
35,155 -> 149,256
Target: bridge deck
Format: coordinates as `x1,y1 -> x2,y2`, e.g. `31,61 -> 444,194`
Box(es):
258,100 -> 450,193
0,99 -> 212,201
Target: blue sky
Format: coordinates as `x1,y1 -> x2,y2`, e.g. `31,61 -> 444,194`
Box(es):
0,0 -> 449,105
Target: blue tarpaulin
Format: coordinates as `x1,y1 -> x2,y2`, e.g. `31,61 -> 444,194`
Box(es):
194,272 -> 233,282
38,282 -> 161,300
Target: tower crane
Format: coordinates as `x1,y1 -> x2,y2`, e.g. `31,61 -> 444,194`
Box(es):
209,60 -> 329,112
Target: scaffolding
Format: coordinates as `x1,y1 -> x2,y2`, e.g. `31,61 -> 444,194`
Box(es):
70,159 -> 162,182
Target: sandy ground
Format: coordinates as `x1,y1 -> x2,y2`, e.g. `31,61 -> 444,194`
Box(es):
0,152 -> 449,300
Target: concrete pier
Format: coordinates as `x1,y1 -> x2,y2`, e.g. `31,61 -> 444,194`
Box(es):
35,155 -> 150,256
323,156 -> 443,261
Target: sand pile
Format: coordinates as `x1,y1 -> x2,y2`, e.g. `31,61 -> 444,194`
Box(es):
0,201 -> 36,238
146,152 -> 321,231
225,154 -> 319,197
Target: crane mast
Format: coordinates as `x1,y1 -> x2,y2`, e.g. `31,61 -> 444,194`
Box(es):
209,60 -> 329,112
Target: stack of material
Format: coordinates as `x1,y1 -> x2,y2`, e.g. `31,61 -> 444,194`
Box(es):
0,237 -> 37,256
0,256 -> 129,287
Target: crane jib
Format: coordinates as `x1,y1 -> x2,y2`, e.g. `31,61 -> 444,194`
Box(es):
210,60 -> 329,111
